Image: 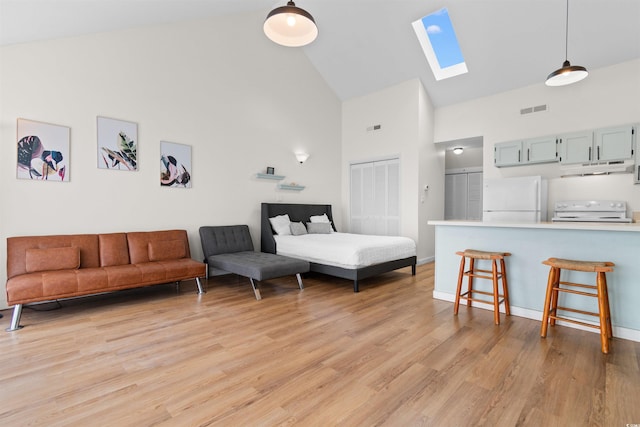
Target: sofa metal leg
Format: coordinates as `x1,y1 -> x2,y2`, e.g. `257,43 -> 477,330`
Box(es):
249,278 -> 262,301
296,273 -> 304,290
195,277 -> 205,294
6,304 -> 24,332
353,280 -> 359,293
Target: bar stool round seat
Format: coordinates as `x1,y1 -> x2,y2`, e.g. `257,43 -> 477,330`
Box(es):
454,249 -> 511,325
540,257 -> 614,354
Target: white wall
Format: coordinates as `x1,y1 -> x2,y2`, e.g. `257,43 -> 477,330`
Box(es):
445,146 -> 483,170
0,12 -> 342,309
418,81 -> 444,262
341,79 -> 442,262
434,59 -> 640,216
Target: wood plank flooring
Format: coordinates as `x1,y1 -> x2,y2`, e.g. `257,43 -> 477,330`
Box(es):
0,263 -> 638,426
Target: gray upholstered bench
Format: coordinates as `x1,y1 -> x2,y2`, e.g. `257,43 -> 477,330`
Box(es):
199,225 -> 309,300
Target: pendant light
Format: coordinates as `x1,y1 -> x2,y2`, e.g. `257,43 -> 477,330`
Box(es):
264,1 -> 318,47
545,0 -> 588,86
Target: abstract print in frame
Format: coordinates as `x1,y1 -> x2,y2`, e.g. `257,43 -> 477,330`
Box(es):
17,118 -> 70,182
97,116 -> 138,171
160,141 -> 192,188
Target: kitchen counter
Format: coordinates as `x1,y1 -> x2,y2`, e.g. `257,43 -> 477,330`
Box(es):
428,219 -> 640,232
429,220 -> 640,342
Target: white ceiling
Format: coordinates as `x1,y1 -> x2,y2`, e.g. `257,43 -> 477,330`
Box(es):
1,0 -> 639,108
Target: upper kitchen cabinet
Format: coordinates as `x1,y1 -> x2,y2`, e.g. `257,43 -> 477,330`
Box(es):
594,125 -> 635,163
524,136 -> 558,164
494,136 -> 557,167
560,125 -> 635,165
634,125 -> 640,184
494,141 -> 522,167
558,131 -> 593,164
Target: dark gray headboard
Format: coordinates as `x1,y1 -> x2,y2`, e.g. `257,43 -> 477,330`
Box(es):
260,203 -> 336,253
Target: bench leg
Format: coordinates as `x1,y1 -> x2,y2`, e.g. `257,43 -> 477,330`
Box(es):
296,273 -> 304,290
6,304 -> 24,332
195,277 -> 205,294
249,278 -> 262,301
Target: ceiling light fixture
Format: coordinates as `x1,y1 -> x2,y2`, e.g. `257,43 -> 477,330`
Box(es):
452,147 -> 464,155
264,1 -> 318,47
295,152 -> 310,163
545,0 -> 588,86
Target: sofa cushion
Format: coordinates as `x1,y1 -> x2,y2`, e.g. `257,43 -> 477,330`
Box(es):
148,239 -> 186,261
25,247 -> 80,273
207,251 -> 309,281
99,233 -> 130,266
199,225 -> 254,256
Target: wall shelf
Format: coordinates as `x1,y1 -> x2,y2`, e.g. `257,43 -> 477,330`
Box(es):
278,184 -> 305,191
256,173 -> 285,180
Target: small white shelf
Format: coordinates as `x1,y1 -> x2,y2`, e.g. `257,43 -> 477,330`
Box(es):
278,184 -> 305,191
256,173 -> 285,180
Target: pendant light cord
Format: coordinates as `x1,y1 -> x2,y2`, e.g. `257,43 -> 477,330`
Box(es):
564,0 -> 569,60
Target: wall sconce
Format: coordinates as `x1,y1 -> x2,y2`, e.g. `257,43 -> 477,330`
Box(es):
452,147 -> 464,155
295,152 -> 310,163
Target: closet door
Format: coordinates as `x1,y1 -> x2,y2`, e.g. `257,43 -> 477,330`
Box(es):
350,158 -> 400,236
444,173 -> 468,220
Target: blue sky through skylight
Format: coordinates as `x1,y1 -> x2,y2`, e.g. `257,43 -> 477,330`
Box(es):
412,8 -> 467,81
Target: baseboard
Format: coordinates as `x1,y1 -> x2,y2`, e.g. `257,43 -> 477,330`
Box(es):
417,256 -> 434,265
432,290 -> 640,343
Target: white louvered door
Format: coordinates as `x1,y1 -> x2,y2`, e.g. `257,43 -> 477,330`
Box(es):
350,158 -> 400,236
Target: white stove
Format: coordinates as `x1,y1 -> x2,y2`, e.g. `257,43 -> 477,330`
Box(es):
552,200 -> 632,223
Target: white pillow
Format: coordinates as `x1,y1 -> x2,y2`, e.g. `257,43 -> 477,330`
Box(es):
309,214 -> 330,223
269,214 -> 292,235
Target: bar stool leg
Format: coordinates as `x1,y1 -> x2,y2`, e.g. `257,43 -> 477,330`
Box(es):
601,272 -> 613,339
500,257 -> 510,316
467,258 -> 475,307
454,255 -> 466,315
596,272 -> 610,354
492,259 -> 500,325
540,266 -> 557,338
549,267 -> 560,326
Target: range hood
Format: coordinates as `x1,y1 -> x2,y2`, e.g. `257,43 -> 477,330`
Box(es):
560,159 -> 635,177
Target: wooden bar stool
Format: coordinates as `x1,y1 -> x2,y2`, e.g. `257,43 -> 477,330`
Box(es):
454,249 -> 511,325
540,258 -> 614,354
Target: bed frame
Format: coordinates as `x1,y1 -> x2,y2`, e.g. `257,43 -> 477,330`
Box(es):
260,203 -> 416,292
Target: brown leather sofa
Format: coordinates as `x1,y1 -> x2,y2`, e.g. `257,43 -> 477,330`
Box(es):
5,229 -> 206,331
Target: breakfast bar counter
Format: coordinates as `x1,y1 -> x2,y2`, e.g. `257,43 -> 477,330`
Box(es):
428,220 -> 640,341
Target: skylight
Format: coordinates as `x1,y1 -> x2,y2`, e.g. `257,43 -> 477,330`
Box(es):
412,8 -> 467,81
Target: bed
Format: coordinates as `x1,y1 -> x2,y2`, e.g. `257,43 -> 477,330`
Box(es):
260,203 -> 416,292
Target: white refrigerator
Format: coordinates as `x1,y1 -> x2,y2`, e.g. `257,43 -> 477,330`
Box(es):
482,176 -> 547,222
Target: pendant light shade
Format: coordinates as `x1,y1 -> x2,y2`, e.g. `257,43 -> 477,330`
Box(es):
546,60 -> 588,86
264,1 -> 318,47
545,0 -> 588,86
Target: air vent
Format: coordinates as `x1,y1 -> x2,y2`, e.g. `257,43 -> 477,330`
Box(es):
520,104 -> 548,115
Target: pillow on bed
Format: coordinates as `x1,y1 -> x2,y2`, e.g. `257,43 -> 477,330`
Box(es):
309,214 -> 330,223
309,213 -> 334,232
306,222 -> 332,234
290,221 -> 307,236
269,214 -> 292,235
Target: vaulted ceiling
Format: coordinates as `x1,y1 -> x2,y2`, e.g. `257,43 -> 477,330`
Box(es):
2,0 -> 639,107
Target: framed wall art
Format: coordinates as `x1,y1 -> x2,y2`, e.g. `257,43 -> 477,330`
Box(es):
17,118 -> 70,182
97,116 -> 138,171
160,141 -> 192,188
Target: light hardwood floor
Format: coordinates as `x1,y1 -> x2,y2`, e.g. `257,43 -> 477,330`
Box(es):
0,263 -> 638,426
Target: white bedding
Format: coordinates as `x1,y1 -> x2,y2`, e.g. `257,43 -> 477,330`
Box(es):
274,232 -> 416,269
